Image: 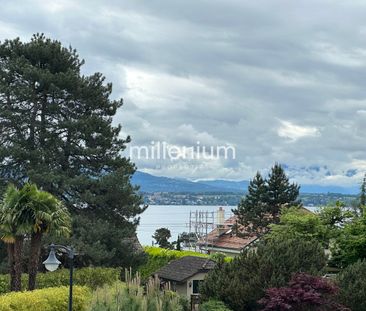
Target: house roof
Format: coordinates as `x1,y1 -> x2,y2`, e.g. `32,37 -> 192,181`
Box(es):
154,256 -> 216,283
198,207 -> 312,252
198,215 -> 258,251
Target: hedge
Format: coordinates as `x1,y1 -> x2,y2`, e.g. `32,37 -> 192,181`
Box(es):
138,247 -> 231,280
0,267 -> 120,294
0,286 -> 90,311
200,300 -> 233,311
139,247 -> 209,280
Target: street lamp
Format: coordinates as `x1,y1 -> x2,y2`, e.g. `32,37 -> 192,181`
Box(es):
43,244 -> 75,311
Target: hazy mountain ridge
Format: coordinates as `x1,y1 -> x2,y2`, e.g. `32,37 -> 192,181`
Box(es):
132,171 -> 359,195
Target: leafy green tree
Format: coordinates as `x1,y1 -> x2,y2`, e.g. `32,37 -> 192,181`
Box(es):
233,164 -> 301,233
317,201 -> 354,250
337,260 -> 366,311
330,213 -> 366,268
152,228 -> 172,249
267,207 -> 329,245
0,34 -> 145,224
318,201 -> 353,228
179,231 -> 197,247
201,238 -> 326,311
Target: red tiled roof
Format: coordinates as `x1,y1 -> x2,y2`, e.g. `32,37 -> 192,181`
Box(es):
197,215 -> 258,251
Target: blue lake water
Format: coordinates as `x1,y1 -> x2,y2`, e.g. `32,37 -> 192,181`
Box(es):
137,205 -> 235,246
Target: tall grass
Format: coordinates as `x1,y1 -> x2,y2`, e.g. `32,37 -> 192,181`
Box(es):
89,269 -> 185,311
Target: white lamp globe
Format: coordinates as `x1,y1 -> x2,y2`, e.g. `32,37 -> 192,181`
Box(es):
43,247 -> 61,272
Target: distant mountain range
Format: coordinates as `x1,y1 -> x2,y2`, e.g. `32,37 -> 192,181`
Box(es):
131,171 -> 359,195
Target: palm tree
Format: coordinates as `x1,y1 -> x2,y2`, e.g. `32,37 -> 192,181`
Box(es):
0,184 -> 71,291
0,184 -> 31,291
18,184 -> 71,290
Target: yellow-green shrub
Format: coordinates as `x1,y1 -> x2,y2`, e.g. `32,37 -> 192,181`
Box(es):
144,246 -> 210,260
139,247 -> 209,280
0,267 -> 120,294
0,286 -> 91,311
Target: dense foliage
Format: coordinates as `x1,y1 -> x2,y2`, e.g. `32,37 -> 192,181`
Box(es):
42,214 -> 147,269
330,211 -> 366,267
233,164 -> 300,233
267,207 -> 329,245
0,286 -> 90,311
259,273 -> 348,311
199,300 -> 233,311
337,260 -> 366,311
0,267 -> 120,294
153,227 -> 173,249
139,246 -> 209,280
201,238 -> 326,311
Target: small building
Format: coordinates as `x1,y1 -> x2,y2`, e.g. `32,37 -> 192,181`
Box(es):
197,207 -> 259,257
154,256 -> 216,298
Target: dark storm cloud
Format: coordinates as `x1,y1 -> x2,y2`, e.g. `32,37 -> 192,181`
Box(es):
1,0 -> 366,185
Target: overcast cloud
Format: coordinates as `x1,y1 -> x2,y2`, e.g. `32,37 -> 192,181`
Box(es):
2,0 -> 366,186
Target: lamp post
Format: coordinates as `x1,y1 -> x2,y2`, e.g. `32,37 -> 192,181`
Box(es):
43,244 -> 75,311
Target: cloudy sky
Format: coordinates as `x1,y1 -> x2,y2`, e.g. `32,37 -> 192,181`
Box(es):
2,0 -> 366,186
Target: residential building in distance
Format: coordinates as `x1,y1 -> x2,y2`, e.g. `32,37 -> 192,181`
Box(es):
197,207 -> 259,257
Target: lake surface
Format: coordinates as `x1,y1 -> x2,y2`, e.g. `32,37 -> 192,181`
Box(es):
137,205 -> 235,246
136,205 -> 317,246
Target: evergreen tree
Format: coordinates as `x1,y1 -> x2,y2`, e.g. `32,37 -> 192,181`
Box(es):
337,260 -> 366,311
233,172 -> 269,233
233,164 -> 301,233
359,174 -> 366,215
175,235 -> 182,251
0,34 -> 145,223
266,163 -> 300,220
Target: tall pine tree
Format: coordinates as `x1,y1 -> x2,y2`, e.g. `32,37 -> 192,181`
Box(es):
266,163 -> 300,219
233,164 -> 301,233
233,172 -> 269,232
360,173 -> 366,215
0,34 -> 145,224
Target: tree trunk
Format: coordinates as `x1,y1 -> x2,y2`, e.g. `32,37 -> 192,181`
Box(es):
28,232 -> 43,290
7,243 -> 16,291
13,236 -> 23,291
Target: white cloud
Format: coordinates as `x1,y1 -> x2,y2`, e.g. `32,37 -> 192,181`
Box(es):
277,121 -> 320,142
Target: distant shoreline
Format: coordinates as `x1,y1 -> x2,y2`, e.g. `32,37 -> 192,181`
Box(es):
141,192 -> 357,207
